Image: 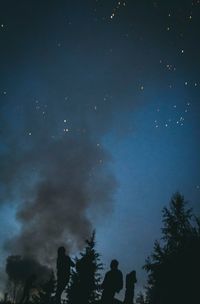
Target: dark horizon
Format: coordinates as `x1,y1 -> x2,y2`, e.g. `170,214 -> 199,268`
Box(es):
3,193 -> 200,304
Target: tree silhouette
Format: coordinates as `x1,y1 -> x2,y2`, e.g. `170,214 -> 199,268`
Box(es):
67,231 -> 103,304
136,292 -> 146,304
6,256 -> 26,303
144,192 -> 200,304
5,255 -> 52,304
32,271 -> 55,304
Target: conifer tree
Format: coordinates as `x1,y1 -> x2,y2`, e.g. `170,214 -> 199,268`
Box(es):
67,231 -> 103,304
144,193 -> 200,304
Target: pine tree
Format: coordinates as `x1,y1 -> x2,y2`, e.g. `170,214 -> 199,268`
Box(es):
67,231 -> 103,304
144,193 -> 200,304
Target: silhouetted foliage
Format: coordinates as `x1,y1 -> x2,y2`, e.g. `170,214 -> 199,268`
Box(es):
67,231 -> 103,304
136,292 -> 146,304
31,271 -> 56,304
3,193 -> 200,304
5,255 -> 52,303
20,274 -> 37,304
144,192 -> 200,304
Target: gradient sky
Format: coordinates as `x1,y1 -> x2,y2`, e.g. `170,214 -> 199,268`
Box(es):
0,0 -> 200,297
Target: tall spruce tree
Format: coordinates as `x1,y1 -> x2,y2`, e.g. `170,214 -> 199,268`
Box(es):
67,231 -> 103,304
144,193 -> 200,304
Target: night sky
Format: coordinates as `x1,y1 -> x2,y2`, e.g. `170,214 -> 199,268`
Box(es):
0,0 -> 200,296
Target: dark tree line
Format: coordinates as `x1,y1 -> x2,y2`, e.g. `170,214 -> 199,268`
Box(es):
143,192 -> 200,304
1,192 -> 200,304
3,232 -> 102,304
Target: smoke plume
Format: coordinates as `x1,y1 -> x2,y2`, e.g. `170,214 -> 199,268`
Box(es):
0,0 -> 139,286
2,133 -> 117,264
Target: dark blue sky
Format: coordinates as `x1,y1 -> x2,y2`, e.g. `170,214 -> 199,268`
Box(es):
0,0 -> 200,295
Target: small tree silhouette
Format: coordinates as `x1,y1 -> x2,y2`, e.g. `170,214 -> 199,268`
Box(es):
67,231 -> 103,304
32,271 -> 56,304
6,255 -> 24,303
144,192 -> 200,304
136,292 -> 146,304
